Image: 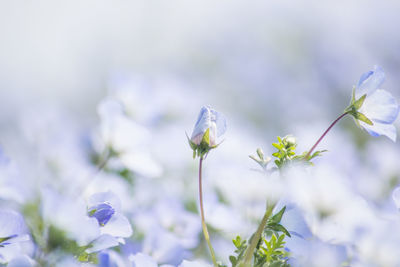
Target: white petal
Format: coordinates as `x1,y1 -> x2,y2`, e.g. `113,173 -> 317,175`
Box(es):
120,151 -> 163,178
101,213 -> 133,238
191,106 -> 212,140
356,65 -> 385,98
179,260 -> 212,267
0,210 -> 26,238
88,191 -> 121,212
359,120 -> 397,142
210,109 -> 227,137
360,89 -> 399,124
392,187 -> 400,209
131,253 -> 158,267
86,234 -> 119,253
7,255 -> 33,267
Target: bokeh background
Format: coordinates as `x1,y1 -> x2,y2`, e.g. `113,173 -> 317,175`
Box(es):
1,1 -> 400,266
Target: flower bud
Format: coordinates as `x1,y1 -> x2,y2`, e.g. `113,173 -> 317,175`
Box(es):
188,106 -> 227,158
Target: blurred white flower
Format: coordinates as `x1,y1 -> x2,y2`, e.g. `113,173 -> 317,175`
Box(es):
95,98 -> 162,178
178,260 -> 212,267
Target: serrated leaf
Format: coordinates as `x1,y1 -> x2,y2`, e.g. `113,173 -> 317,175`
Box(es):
355,112 -> 373,125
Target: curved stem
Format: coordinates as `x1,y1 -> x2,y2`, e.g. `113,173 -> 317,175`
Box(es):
305,112 -> 349,160
79,149 -> 111,196
198,156 -> 218,267
239,202 -> 275,267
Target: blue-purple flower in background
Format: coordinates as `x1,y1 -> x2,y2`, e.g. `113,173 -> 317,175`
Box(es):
86,191 -> 132,253
346,66 -> 399,141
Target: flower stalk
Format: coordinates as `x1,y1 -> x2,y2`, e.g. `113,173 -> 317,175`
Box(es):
198,156 -> 218,267
305,112 -> 349,160
238,201 -> 276,267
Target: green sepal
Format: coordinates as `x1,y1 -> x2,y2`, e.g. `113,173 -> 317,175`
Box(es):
353,94 -> 367,110
187,128 -> 220,159
201,128 -> 210,146
354,111 -> 373,125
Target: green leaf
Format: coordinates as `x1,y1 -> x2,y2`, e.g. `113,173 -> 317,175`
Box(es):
270,206 -> 286,224
355,112 -> 373,125
257,148 -> 264,160
353,94 -> 367,110
309,149 -> 328,160
229,256 -> 237,265
272,143 -> 282,150
273,224 -> 291,237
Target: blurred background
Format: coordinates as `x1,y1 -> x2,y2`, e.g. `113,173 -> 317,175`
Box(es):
1,0 -> 400,265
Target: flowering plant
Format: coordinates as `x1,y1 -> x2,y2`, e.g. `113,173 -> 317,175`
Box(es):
0,66 -> 399,267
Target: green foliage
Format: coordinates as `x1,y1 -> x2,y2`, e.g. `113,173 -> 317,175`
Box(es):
271,135 -> 297,168
249,148 -> 271,171
229,207 -> 292,267
229,236 -> 248,267
254,234 -> 290,267
264,206 -> 291,238
270,135 -> 326,168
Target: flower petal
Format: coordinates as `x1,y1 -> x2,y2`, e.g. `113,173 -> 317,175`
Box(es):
356,65 -> 385,98
88,191 -> 121,212
86,234 -> 119,253
101,213 -> 133,238
359,120 -> 397,142
392,187 -> 400,209
359,89 -> 399,124
191,106 -> 212,140
0,210 -> 26,238
210,109 -> 227,137
131,253 -> 158,267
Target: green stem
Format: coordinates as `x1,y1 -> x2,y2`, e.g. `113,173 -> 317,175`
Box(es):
305,112 -> 349,160
198,156 -> 218,267
239,202 -> 276,267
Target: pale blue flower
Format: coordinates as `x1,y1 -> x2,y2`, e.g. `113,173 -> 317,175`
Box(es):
87,191 -> 132,237
392,186 -> 400,209
89,203 -> 115,226
354,66 -> 399,141
0,210 -> 30,264
131,253 -> 158,267
190,106 -> 227,146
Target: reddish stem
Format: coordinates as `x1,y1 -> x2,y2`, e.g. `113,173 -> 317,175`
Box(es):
305,112 -> 349,160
